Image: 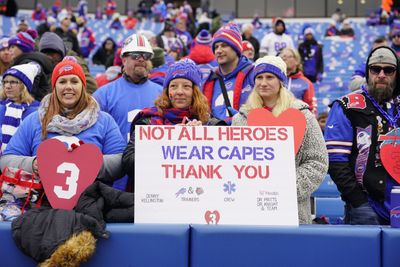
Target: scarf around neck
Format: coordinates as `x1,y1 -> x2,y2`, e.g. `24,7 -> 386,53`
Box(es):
38,94 -> 100,136
137,107 -> 193,125
1,100 -> 31,152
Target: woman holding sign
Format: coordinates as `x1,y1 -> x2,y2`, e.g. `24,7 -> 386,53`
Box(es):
0,58 -> 126,184
232,56 -> 328,224
123,58 -> 225,191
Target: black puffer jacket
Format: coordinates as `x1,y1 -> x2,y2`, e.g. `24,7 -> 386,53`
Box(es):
11,52 -> 54,101
12,182 -> 134,262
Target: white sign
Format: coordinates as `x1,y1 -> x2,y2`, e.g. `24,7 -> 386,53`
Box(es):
135,125 -> 299,226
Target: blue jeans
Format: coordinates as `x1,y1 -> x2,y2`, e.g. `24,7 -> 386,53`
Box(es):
345,202 -> 386,225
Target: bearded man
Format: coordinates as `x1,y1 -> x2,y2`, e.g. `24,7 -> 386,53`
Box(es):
324,46 -> 400,225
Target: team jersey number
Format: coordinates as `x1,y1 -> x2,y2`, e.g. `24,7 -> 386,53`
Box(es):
54,162 -> 80,199
274,42 -> 287,52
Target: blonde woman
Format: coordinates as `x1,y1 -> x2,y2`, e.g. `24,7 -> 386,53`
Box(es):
232,56 -> 328,224
0,63 -> 40,152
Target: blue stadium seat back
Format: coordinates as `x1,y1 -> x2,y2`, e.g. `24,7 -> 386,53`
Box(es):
312,175 -> 340,197
190,224 -> 381,267
314,197 -> 345,219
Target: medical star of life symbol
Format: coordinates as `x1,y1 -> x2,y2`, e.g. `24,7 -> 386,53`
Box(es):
223,181 -> 236,194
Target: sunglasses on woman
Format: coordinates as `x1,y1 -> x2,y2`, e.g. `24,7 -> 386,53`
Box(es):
369,65 -> 397,76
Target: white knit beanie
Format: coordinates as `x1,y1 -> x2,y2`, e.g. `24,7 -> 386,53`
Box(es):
3,63 -> 41,92
252,55 -> 287,85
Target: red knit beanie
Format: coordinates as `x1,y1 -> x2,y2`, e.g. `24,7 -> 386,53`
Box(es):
51,59 -> 86,89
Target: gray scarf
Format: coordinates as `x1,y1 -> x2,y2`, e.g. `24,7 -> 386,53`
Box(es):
38,94 -> 100,136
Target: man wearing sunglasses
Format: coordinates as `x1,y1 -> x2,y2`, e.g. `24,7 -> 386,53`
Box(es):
93,34 -> 162,191
324,46 -> 400,225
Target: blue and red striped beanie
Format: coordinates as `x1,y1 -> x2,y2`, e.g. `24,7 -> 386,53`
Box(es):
8,32 -> 36,53
212,23 -> 243,56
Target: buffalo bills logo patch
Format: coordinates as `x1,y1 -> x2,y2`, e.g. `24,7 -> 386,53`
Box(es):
58,65 -> 73,74
344,93 -> 367,109
123,36 -> 133,48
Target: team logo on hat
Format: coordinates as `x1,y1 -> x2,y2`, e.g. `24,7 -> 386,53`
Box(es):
123,36 -> 133,48
59,65 -> 73,74
172,69 -> 186,78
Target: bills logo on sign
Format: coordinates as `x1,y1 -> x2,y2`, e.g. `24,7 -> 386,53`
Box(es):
58,65 -> 73,75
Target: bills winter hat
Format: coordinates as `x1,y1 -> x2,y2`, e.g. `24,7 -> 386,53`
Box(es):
195,29 -> 212,45
3,63 -> 41,92
52,58 -> 86,88
8,32 -> 36,53
252,55 -> 288,85
163,58 -> 202,89
212,22 -> 243,56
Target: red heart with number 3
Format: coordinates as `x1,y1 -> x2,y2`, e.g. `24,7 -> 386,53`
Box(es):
37,139 -> 103,210
247,108 -> 306,154
380,144 -> 400,183
204,210 -> 220,224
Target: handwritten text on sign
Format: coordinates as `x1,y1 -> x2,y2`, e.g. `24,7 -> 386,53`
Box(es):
135,125 -> 298,226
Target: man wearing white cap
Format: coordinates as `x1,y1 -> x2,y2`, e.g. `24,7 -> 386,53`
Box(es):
93,34 -> 162,191
325,46 -> 400,225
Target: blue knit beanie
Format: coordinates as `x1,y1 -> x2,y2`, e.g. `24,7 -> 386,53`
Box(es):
163,58 -> 202,89
252,56 -> 288,86
212,22 -> 243,56
8,32 -> 36,53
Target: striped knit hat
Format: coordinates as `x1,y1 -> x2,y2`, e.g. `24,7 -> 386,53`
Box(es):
8,32 -> 36,53
212,22 -> 243,56
196,29 -> 212,45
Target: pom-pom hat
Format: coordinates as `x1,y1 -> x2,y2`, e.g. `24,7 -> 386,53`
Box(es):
212,22 -> 243,56
52,58 -> 86,89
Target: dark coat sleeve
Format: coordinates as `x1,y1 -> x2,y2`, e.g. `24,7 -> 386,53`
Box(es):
328,161 -> 368,207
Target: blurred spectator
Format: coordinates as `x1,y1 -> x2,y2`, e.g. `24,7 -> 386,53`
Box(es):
251,14 -> 263,29
151,0 -> 167,22
95,48 -> 122,88
8,32 -> 36,61
197,12 -> 212,32
156,20 -> 179,51
95,6 -> 103,20
76,16 -> 95,58
137,0 -> 151,20
187,29 -> 217,81
242,41 -> 255,61
55,10 -> 81,55
31,3 -> 46,22
77,0 -> 88,18
17,16 -> 29,32
210,9 -> 221,34
366,11 -> 380,26
391,29 -> 400,56
10,32 -> 53,101
325,20 -> 338,37
339,19 -> 355,37
51,0 -> 61,18
104,0 -> 117,20
241,23 -> 260,60
149,47 -> 167,86
175,17 -> 192,53
39,32 -> 97,94
279,47 -> 317,115
260,18 -> 294,56
331,8 -> 346,23
124,10 -> 138,30
0,36 -> 11,77
167,40 -> 184,62
137,30 -> 157,47
92,37 -> 117,68
380,10 -> 390,25
39,32 -> 66,65
298,27 -> 324,83
36,16 -> 57,37
0,0 -> 18,17
110,12 -> 123,30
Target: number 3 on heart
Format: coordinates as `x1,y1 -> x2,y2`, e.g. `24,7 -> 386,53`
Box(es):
54,162 -> 80,199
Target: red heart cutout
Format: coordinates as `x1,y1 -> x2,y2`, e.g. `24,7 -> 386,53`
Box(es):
204,210 -> 220,224
380,144 -> 400,183
247,108 -> 306,154
37,139 -> 103,210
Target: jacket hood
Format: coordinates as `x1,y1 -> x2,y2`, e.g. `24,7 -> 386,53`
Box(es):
188,44 -> 215,64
